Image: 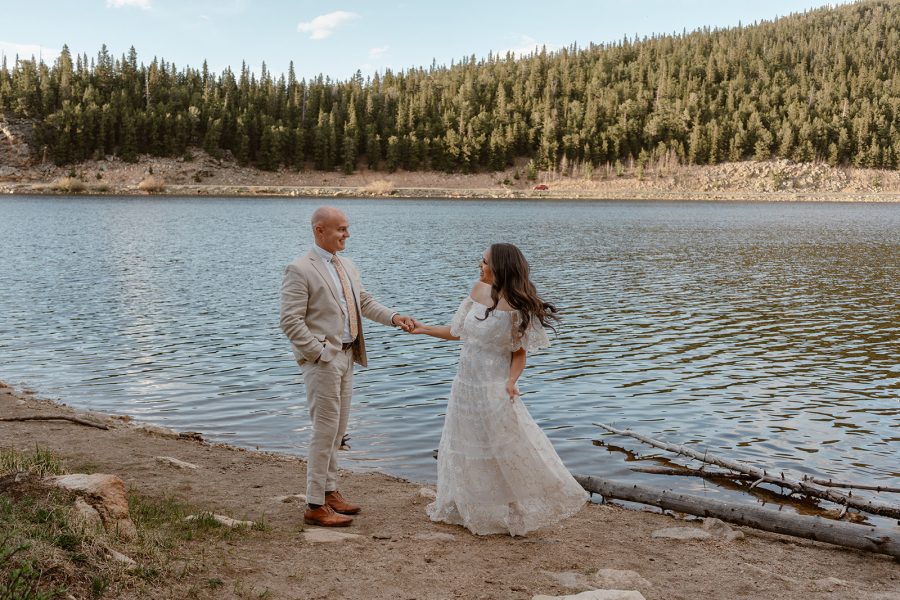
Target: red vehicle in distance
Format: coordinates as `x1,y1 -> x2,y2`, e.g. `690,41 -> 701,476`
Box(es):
532,184 -> 549,191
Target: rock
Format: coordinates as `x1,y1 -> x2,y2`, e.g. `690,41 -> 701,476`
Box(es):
107,548 -> 136,566
814,577 -> 849,590
302,528 -> 362,543
72,497 -> 103,529
417,487 -> 437,500
413,532 -> 456,542
591,569 -> 652,590
184,513 -> 254,528
372,533 -> 392,540
155,456 -> 200,470
135,424 -> 180,439
533,591 -> 646,600
651,527 -> 711,541
272,494 -> 307,504
46,474 -> 136,539
544,572 -> 588,589
702,518 -> 744,541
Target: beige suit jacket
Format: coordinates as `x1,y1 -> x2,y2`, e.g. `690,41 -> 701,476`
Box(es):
280,250 -> 395,367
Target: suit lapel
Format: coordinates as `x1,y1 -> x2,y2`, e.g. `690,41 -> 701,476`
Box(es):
306,250 -> 342,310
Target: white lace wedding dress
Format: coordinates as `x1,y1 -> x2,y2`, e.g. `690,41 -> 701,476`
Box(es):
426,296 -> 588,536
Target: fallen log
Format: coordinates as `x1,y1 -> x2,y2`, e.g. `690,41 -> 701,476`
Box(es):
595,422 -> 900,520
0,415 -> 109,430
573,475 -> 900,559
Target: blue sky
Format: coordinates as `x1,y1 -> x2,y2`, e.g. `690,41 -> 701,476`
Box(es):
2,1 -> 843,80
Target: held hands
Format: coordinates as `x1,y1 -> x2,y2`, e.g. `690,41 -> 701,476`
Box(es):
391,314 -> 416,333
408,319 -> 431,335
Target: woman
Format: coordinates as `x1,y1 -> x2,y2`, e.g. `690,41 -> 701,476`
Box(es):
411,243 -> 587,536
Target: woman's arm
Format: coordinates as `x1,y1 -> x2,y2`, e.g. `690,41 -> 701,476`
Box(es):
505,347 -> 527,401
410,322 -> 460,341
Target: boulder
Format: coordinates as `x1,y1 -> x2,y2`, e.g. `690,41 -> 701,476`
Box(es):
46,474 -> 136,539
72,497 -> 103,530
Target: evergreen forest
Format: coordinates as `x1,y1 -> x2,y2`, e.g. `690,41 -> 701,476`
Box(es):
1,0 -> 898,173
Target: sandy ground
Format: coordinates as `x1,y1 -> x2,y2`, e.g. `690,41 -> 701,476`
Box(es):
1,382 -> 897,600
1,152 -> 899,202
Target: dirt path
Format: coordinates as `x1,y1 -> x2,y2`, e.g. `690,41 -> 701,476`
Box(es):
1,383 -> 897,600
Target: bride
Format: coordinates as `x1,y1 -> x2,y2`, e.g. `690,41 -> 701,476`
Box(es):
411,243 -> 587,536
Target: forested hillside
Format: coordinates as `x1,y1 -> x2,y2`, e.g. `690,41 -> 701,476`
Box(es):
1,0 -> 897,173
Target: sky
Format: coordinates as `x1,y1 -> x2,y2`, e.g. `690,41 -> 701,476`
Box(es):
1,1 -> 846,81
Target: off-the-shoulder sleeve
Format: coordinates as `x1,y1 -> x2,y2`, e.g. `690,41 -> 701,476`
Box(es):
511,312 -> 551,352
449,297 -> 474,338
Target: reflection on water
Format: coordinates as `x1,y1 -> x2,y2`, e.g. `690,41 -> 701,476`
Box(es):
0,197 -> 897,516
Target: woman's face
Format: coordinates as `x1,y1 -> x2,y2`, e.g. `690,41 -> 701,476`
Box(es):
479,248 -> 493,284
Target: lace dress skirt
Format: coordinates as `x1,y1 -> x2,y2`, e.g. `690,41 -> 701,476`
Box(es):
426,297 -> 588,536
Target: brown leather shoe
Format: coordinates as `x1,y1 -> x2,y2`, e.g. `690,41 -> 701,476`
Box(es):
304,504 -> 353,527
325,490 -> 362,515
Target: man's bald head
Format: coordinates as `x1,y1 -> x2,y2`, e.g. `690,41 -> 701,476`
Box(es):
311,206 -> 346,230
311,206 -> 350,254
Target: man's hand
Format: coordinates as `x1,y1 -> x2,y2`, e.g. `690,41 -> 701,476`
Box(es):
391,314 -> 416,332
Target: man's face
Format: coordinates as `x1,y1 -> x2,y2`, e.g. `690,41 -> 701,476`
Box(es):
316,212 -> 350,254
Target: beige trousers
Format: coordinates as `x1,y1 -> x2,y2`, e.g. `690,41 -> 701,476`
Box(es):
300,347 -> 354,505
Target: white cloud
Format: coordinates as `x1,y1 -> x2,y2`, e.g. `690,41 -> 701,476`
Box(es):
297,11 -> 359,40
106,0 -> 152,9
497,35 -> 558,59
0,41 -> 60,62
368,45 -> 389,58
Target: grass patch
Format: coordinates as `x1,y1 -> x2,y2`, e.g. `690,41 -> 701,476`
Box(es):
360,179 -> 395,195
1,447 -> 266,598
49,177 -> 86,193
0,445 -> 66,478
137,176 -> 166,193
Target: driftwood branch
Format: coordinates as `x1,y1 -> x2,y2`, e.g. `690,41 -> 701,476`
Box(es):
574,475 -> 900,559
595,422 -> 900,520
800,476 -> 900,494
629,465 -> 754,481
0,415 -> 109,430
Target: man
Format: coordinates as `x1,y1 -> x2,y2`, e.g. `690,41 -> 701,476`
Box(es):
280,206 -> 414,527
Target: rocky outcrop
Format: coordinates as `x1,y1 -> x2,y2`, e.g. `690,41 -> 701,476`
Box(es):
45,473 -> 137,539
0,113 -> 37,172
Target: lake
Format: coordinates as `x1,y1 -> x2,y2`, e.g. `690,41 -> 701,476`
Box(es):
1,196 -> 897,518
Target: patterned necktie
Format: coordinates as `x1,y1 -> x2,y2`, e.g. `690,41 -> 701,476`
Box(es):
331,255 -> 359,340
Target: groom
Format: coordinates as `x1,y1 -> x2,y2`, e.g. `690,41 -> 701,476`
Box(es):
280,206 -> 414,527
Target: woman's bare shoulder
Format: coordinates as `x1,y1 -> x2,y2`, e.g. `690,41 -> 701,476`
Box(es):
470,281 -> 514,311
470,281 -> 492,304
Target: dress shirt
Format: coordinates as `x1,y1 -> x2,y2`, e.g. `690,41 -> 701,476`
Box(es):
313,244 -> 356,344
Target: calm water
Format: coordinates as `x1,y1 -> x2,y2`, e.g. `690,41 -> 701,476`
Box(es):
1,196 -> 897,515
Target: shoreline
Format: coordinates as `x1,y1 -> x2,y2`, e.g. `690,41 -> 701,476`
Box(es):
3,182 -> 899,203
2,380 -> 898,599
2,154 -> 899,203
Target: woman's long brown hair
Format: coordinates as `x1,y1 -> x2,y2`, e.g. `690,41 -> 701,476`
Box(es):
477,243 -> 559,336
